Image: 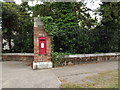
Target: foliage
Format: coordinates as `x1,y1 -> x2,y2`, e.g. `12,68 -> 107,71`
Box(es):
33,2 -> 97,53
95,2 -> 120,53
2,2 -> 120,54
51,52 -> 66,67
12,2 -> 34,53
2,2 -> 34,53
40,16 -> 58,36
2,2 -> 19,52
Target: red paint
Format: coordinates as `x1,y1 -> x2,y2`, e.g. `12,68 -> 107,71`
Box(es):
39,37 -> 46,54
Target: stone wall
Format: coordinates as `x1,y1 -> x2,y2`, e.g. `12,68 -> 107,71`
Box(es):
2,53 -> 120,66
63,53 -> 120,65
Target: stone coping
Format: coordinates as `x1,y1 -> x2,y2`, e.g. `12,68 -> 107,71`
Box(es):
2,53 -> 34,56
2,52 -> 120,57
64,53 -> 120,58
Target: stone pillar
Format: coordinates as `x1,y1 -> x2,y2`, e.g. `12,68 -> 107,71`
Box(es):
33,17 -> 52,69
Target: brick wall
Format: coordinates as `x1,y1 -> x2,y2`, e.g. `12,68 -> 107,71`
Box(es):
2,53 -> 34,62
34,18 -> 51,62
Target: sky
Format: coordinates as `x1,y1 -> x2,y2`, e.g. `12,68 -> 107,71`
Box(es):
84,0 -> 102,21
1,0 -> 102,12
13,0 -> 102,10
15,0 -> 43,6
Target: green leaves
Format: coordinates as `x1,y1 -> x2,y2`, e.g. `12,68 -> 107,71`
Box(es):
2,2 -> 119,54
41,16 -> 58,36
51,52 -> 65,67
2,2 -> 34,53
96,2 -> 120,52
33,2 -> 99,54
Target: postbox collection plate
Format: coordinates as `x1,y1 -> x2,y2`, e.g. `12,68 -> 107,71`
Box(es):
38,37 -> 46,54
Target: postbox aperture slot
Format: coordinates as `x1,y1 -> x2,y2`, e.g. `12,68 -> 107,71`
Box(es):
40,39 -> 45,41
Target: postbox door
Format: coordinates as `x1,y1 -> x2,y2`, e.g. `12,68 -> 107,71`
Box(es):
39,37 -> 46,54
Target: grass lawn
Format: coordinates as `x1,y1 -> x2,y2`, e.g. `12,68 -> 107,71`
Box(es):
61,69 -> 118,88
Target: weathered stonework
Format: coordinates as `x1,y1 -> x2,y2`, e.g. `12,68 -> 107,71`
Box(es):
33,17 -> 52,69
2,53 -> 120,67
63,53 -> 120,65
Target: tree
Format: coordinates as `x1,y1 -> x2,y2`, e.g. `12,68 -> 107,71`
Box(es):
2,2 -> 34,53
92,2 -> 120,53
12,2 -> 34,53
33,2 -> 97,53
2,2 -> 19,52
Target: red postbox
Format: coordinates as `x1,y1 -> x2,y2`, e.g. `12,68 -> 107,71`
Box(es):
39,37 -> 46,54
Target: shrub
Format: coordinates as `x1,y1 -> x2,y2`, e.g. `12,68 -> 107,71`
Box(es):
51,52 -> 65,67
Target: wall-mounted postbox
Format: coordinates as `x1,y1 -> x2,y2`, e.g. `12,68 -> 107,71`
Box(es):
39,37 -> 46,54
